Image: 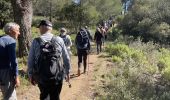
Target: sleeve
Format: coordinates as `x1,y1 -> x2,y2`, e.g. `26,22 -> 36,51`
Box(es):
60,39 -> 71,75
94,31 -> 97,40
67,35 -> 72,47
27,39 -> 36,78
87,39 -> 91,50
75,34 -> 78,47
7,43 -> 18,77
87,30 -> 92,40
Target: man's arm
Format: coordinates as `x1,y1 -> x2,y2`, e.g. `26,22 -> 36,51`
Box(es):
59,38 -> 71,76
94,31 -> 97,41
67,35 -> 72,47
7,43 -> 20,87
27,39 -> 36,78
75,34 -> 78,47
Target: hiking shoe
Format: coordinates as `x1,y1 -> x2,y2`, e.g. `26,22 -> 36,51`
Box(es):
77,69 -> 80,76
83,70 -> 86,74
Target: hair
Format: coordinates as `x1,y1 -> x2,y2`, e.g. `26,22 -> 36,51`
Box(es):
44,25 -> 52,31
3,22 -> 19,34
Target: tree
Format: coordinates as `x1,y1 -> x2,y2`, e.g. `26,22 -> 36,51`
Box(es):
0,0 -> 12,28
10,0 -> 33,57
33,0 -> 72,21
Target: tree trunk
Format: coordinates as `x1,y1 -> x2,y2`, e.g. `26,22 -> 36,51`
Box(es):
10,0 -> 33,57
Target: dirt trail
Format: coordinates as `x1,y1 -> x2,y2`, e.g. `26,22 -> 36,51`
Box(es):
16,54 -> 101,100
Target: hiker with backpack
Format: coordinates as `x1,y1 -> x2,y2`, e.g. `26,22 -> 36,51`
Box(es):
75,28 -> 91,76
0,22 -> 20,100
59,27 -> 72,58
28,20 -> 71,100
94,25 -> 104,54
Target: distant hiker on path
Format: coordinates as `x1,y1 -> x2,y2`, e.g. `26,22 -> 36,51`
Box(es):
94,25 -> 104,54
59,27 -> 72,58
0,22 -> 20,100
75,28 -> 90,76
28,20 -> 71,100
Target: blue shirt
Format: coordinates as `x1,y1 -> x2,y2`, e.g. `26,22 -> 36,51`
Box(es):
0,35 -> 19,77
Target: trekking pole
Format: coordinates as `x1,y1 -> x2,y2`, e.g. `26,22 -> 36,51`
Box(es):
87,52 -> 90,75
68,81 -> 72,88
65,75 -> 71,88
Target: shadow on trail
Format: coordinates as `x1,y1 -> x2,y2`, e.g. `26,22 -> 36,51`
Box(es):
70,73 -> 84,79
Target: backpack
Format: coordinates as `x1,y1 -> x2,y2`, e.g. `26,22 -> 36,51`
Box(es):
33,37 -> 64,84
59,35 -> 68,47
76,30 -> 89,50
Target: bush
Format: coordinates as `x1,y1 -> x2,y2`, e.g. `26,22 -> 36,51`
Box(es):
118,0 -> 170,45
112,56 -> 122,62
95,40 -> 170,99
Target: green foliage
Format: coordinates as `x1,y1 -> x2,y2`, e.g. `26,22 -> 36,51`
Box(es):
112,56 -> 122,62
119,0 -> 170,44
96,40 -> 170,99
0,29 -> 3,35
158,48 -> 170,80
0,0 -> 13,28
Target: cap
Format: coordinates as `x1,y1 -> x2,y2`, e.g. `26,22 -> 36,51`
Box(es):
38,20 -> 52,28
85,26 -> 88,29
60,27 -> 67,32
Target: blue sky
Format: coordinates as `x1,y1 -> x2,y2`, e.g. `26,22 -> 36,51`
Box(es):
73,0 -> 80,4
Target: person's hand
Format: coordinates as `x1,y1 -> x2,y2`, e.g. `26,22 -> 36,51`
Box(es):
15,76 -> 20,87
29,77 -> 37,86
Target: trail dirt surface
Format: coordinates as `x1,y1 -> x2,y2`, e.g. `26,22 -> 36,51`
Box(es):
16,54 -> 101,100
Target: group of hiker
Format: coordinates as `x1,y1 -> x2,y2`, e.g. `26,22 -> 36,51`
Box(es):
0,20 -> 109,100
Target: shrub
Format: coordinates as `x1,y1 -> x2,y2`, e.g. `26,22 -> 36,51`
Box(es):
96,40 -> 170,99
112,56 -> 122,62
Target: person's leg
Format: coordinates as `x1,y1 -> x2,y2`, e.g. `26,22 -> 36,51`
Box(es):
99,41 -> 102,52
38,84 -> 49,100
83,50 -> 88,73
50,82 -> 63,100
77,50 -> 83,76
102,37 -> 105,47
105,35 -> 107,40
1,82 -> 16,100
0,69 -> 17,100
96,41 -> 99,54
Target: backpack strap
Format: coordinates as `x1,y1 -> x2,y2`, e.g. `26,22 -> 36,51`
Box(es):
35,37 -> 45,45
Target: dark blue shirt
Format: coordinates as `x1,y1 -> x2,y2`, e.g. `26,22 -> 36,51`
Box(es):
0,35 -> 18,77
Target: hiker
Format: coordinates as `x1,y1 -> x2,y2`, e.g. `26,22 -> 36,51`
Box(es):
85,26 -> 93,41
59,27 -> 72,58
75,28 -> 90,76
94,26 -> 104,54
28,20 -> 70,100
0,22 -> 20,100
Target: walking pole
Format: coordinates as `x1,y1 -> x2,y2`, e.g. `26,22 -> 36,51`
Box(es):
68,81 -> 72,88
87,51 -> 90,75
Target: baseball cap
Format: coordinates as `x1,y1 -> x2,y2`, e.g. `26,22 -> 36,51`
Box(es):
38,20 -> 52,28
60,27 -> 67,32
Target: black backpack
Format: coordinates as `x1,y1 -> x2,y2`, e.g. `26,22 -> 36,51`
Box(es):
76,30 -> 89,50
33,37 -> 64,84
